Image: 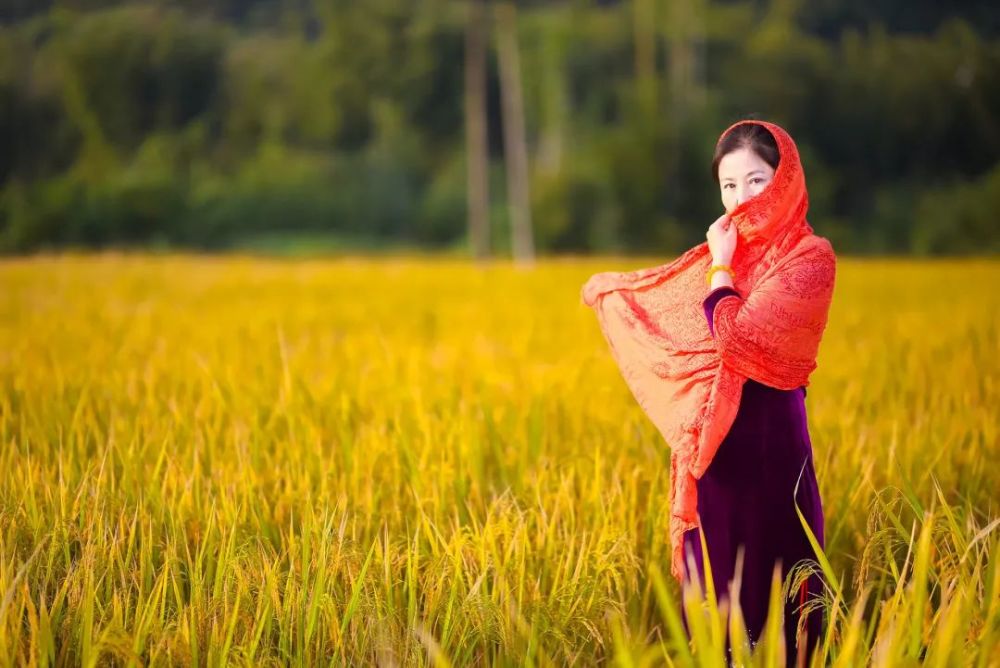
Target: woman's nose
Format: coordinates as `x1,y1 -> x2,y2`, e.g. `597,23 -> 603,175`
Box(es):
735,185 -> 748,206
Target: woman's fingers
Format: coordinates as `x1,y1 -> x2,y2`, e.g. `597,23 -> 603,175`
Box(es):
708,213 -> 728,236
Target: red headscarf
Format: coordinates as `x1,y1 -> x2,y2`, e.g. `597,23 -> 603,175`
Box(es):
580,120 -> 837,582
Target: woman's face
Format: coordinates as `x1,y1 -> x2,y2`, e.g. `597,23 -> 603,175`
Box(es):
717,146 -> 775,213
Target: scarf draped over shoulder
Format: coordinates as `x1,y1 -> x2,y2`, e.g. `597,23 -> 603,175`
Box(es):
580,120 -> 837,582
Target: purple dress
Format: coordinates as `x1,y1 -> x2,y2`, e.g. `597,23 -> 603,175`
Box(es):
680,286 -> 826,663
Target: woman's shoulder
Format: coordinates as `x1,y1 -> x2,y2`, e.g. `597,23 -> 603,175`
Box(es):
794,234 -> 836,265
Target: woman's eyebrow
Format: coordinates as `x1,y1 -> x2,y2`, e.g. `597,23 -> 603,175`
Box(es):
744,169 -> 766,177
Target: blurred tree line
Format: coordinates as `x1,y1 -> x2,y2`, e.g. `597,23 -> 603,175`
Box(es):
1,0 -> 998,256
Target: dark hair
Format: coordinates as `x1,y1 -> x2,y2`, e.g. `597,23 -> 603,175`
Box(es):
711,123 -> 780,183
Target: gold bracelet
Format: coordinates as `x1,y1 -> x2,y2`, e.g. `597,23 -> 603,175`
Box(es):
706,265 -> 734,286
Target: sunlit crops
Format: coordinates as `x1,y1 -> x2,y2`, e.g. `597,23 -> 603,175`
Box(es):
1,253 -> 998,666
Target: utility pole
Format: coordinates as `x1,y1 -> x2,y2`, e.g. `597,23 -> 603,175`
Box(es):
464,0 -> 491,261
496,1 -> 535,267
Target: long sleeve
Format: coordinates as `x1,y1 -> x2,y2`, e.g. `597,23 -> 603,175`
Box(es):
703,286 -> 742,337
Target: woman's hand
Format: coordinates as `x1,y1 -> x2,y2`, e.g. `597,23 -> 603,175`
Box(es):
706,213 -> 737,266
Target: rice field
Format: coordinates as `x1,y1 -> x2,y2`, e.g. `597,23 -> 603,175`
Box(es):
0,252 -> 997,666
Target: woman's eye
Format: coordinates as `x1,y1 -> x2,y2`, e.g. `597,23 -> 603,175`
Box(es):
750,177 -> 764,185
723,183 -> 734,190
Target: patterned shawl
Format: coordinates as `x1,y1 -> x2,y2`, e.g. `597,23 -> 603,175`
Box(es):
580,120 -> 837,582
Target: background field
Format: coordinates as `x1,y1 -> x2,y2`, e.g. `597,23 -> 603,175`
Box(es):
0,253 -> 997,665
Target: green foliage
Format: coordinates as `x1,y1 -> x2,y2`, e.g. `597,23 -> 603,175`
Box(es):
912,163 -> 1000,255
0,0 -> 998,255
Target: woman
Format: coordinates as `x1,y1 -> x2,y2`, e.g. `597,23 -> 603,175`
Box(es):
580,119 -> 836,665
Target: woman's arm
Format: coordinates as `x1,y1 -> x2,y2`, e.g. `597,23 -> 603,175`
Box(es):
706,213 -> 736,283
703,286 -> 741,337
709,261 -> 735,290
